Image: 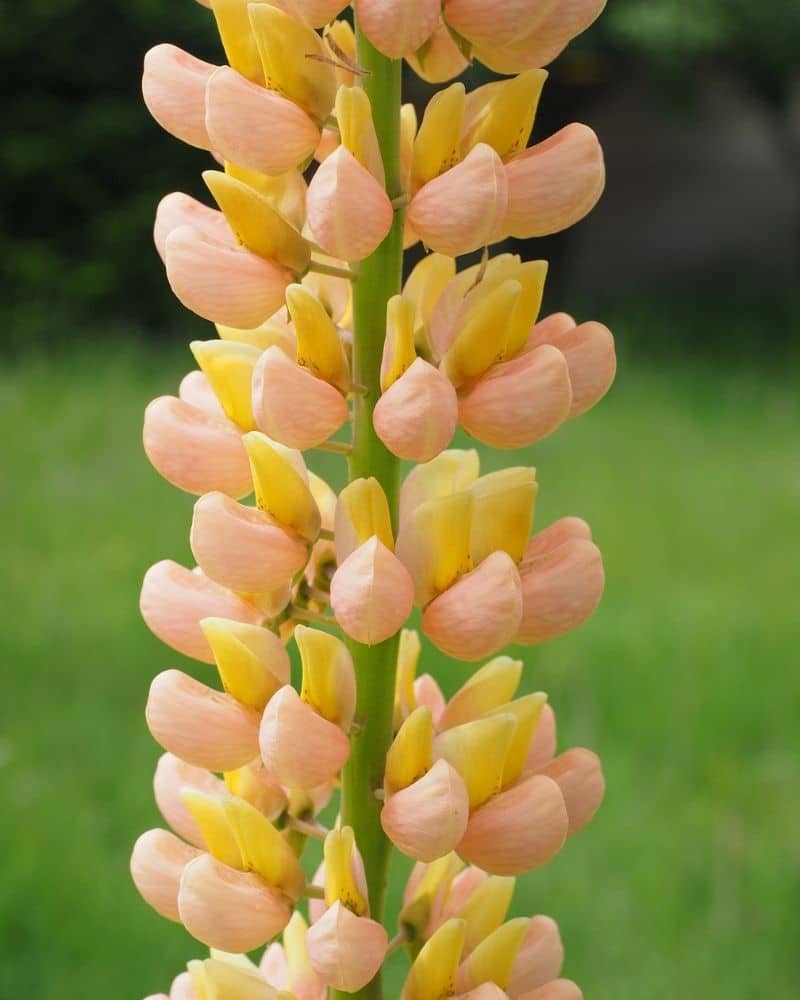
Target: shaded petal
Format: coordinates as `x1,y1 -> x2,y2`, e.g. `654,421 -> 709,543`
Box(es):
142,44 -> 215,149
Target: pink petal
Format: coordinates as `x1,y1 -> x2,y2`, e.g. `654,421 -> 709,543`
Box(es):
330,537 -> 415,645
354,0 -> 441,58
381,759 -> 470,862
414,673 -> 447,727
306,902 -> 388,992
524,703 -> 557,771
153,753 -> 227,848
528,320 -> 616,418
536,748 -> 604,835
507,915 -> 564,995
524,517 -> 592,560
142,44 -> 216,149
445,0 -> 557,49
517,980 -> 583,1000
374,358 -> 458,462
153,192 -> 234,262
178,370 -> 227,418
130,828 -> 201,922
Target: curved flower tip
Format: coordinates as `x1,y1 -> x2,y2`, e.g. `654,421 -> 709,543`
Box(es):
139,560 -> 262,662
423,552 -> 522,661
502,124 -> 605,240
178,853 -> 292,952
178,370 -> 226,419
130,828 -> 200,922
205,66 -> 320,176
165,225 -> 293,328
518,980 -> 583,1000
306,901 -> 388,992
153,752 -> 226,848
373,358 -> 459,462
458,345 -> 572,449
190,491 -> 308,594
407,16 -> 470,83
259,685 -> 350,789
457,773 -> 568,875
143,396 -> 253,498
354,0 -> 441,59
517,537 -> 604,644
408,144 -> 508,256
537,748 -> 605,835
524,703 -> 557,771
330,537 -> 415,645
142,44 -> 215,150
153,193 -> 234,263
306,146 -> 393,262
445,0 -> 556,49
507,915 -> 564,996
414,673 -> 447,727
168,973 -> 197,1000
529,320 -> 617,418
146,669 -> 261,771
252,346 -> 348,450
381,759 -> 470,862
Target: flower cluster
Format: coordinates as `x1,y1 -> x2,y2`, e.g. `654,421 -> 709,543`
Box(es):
133,1 -> 614,997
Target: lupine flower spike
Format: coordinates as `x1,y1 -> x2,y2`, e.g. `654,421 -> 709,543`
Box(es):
134,1 -> 615,996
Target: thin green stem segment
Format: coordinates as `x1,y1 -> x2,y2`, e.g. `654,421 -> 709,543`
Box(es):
332,27 -> 405,1000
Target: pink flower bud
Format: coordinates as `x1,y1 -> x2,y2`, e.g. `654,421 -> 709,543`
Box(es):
414,673 -> 446,727
252,346 -> 349,450
142,397 -> 252,498
381,759 -> 470,862
146,669 -> 261,771
457,345 -> 572,449
517,980 -> 583,1000
305,901 -> 388,992
178,853 -> 292,952
507,916 -> 564,995
154,193 -> 234,262
139,560 -> 263,662
457,774 -> 568,875
178,370 -> 227,418
307,147 -> 393,261
408,144 -> 508,256
190,491 -> 308,593
527,320 -> 616,418
354,0 -> 441,59
373,358 -> 459,462
502,124 -> 605,239
536,749 -> 604,836
205,66 -> 320,175
516,538 -> 604,644
165,225 -> 293,328
423,552 -> 522,661
142,44 -> 215,150
259,686 -> 350,788
525,703 -> 557,771
153,753 -> 227,847
130,828 -> 201,922
330,537 -> 415,645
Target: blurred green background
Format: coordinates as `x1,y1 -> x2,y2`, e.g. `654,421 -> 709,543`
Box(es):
2,1 -> 799,997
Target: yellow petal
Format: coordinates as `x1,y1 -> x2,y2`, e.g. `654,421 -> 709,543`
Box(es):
217,318 -> 296,354
504,259 -> 548,357
336,477 -> 395,558
402,252 -> 455,354
210,0 -> 266,84
181,789 -> 243,869
286,283 -> 350,392
200,617 -> 290,710
396,491 -> 474,607
398,853 -> 463,947
223,796 -> 306,900
400,448 -> 481,521
296,623 -> 356,728
243,431 -> 321,541
225,162 -> 308,232
223,763 -> 287,821
324,826 -> 369,915
204,170 -> 309,273
457,917 -> 530,991
441,279 -> 521,387
249,4 -> 337,124
403,918 -> 466,1000
190,340 -> 261,431
439,655 -> 523,730
412,83 -> 466,189
470,467 -> 538,565
380,295 -> 417,391
458,876 -> 516,955
400,101 -> 418,192
462,69 -> 548,161
335,85 -> 384,184
485,693 -> 548,788
385,706 -> 434,794
196,957 -> 283,999
393,628 -> 422,730
283,910 -> 315,985
433,714 -> 517,809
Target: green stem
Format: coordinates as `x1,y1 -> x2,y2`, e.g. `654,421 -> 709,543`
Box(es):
333,27 -> 404,1000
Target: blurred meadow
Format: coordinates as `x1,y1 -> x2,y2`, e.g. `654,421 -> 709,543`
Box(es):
2,0 -> 800,997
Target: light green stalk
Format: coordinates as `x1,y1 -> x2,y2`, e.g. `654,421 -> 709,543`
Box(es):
332,23 -> 405,1000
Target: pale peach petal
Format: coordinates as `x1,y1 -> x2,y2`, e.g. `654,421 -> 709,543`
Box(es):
260,942 -> 289,987
455,986 -> 509,1000
423,552 -> 522,661
165,225 -> 293,328
524,703 -> 557,771
178,370 -> 227,418
408,144 -> 508,256
153,753 -> 227,848
330,537 -> 415,645
374,358 -> 458,462
414,673 -> 446,727
252,345 -> 348,450
142,44 -> 215,149
457,774 -> 568,875
524,518 -> 591,560
205,66 -> 320,175
178,854 -> 291,952
142,396 -> 252,498
259,685 -> 350,788
381,759 -> 470,862
516,538 -> 604,644
306,147 -> 393,262
525,312 -> 577,348
314,126 -> 340,163
274,0 -> 349,27
507,915 -> 564,995
457,345 -> 572,449
130,828 -> 201,922
170,972 -> 198,1000
139,560 -> 263,662
440,866 -> 487,922
444,0 -> 557,49
517,980 -> 583,1000
146,669 -> 261,771
407,15 -> 470,83
305,902 -> 388,992
154,193 -> 234,262
536,748 -> 604,835
529,321 -> 616,418
502,124 -> 604,239
190,491 -> 308,593
354,0 -> 441,58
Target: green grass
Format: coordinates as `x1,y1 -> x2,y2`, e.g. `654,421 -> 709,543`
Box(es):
0,343 -> 798,998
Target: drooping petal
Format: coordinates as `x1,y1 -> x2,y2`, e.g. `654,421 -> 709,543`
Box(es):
142,44 -> 216,149
330,537 -> 415,645
354,0 -> 441,59
374,358 -> 459,462
527,320 -> 616,418
536,748 -> 604,836
381,759 -> 470,862
130,829 -> 201,922
306,902 -> 388,993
